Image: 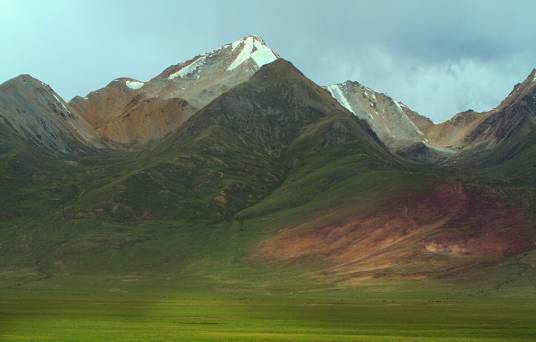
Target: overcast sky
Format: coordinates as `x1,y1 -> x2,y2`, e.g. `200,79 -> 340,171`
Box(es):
1,0 -> 535,122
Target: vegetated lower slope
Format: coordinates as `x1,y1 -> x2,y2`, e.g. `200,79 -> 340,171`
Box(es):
0,75 -> 105,220
67,59 -> 396,222
3,40 -> 536,342
0,59 -> 410,286
229,69 -> 536,282
1,58 -> 536,289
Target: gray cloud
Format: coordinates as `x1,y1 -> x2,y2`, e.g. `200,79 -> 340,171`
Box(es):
1,0 -> 535,121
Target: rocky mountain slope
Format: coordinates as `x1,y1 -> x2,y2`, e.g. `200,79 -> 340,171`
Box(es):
423,109 -> 484,149
69,35 -> 279,146
69,78 -> 197,146
67,59 -> 392,222
325,81 -> 427,150
409,69 -> 536,161
461,69 -> 536,156
0,75 -> 100,153
324,69 -> 536,165
3,36 -> 534,162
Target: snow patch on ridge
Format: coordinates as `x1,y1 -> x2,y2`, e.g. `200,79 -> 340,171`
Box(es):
327,85 -> 355,114
52,93 -> 70,113
396,101 -> 425,136
231,40 -> 242,51
126,80 -> 145,90
227,36 -> 277,71
168,55 -> 207,80
394,100 -> 404,113
227,38 -> 255,70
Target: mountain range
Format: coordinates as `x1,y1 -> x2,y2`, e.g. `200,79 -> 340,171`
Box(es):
1,35 -> 536,285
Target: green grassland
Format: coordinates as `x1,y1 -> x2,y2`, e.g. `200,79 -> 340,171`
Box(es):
2,274 -> 536,341
1,146 -> 536,341
2,169 -> 536,342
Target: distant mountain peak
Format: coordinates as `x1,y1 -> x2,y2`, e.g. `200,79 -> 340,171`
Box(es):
518,68 -> 536,90
163,35 -> 279,81
229,34 -> 265,46
0,74 -> 100,153
526,68 -> 536,88
493,68 -> 536,112
325,80 -> 428,151
226,35 -> 278,71
67,35 -> 281,146
8,73 -> 39,82
1,74 -> 49,91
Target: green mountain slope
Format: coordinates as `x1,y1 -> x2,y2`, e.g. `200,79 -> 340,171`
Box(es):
0,60 -> 535,291
63,60 -> 395,222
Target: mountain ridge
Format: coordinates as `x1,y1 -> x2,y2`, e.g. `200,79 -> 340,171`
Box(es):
0,74 -> 101,153
3,35 -> 535,165
67,35 -> 280,146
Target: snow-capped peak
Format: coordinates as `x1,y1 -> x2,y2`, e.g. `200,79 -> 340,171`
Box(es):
230,35 -> 264,50
227,36 -> 278,71
164,35 -> 278,81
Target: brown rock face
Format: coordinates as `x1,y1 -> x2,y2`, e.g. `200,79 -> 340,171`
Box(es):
69,35 -> 280,147
257,184 -> 533,280
424,110 -> 485,149
70,79 -> 196,146
95,96 -> 195,146
402,105 -> 434,133
69,78 -> 198,146
69,79 -> 138,129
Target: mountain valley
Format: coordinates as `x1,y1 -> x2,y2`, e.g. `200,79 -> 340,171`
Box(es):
2,35 -> 536,341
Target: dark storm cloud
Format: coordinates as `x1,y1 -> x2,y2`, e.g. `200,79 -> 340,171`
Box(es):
1,0 -> 535,121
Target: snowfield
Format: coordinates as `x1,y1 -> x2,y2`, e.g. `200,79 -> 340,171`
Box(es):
126,80 -> 145,90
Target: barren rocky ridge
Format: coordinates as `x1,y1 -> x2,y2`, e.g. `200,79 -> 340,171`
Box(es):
2,35 -> 535,161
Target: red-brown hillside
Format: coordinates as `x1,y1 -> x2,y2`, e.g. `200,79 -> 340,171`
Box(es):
258,183 -> 533,281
